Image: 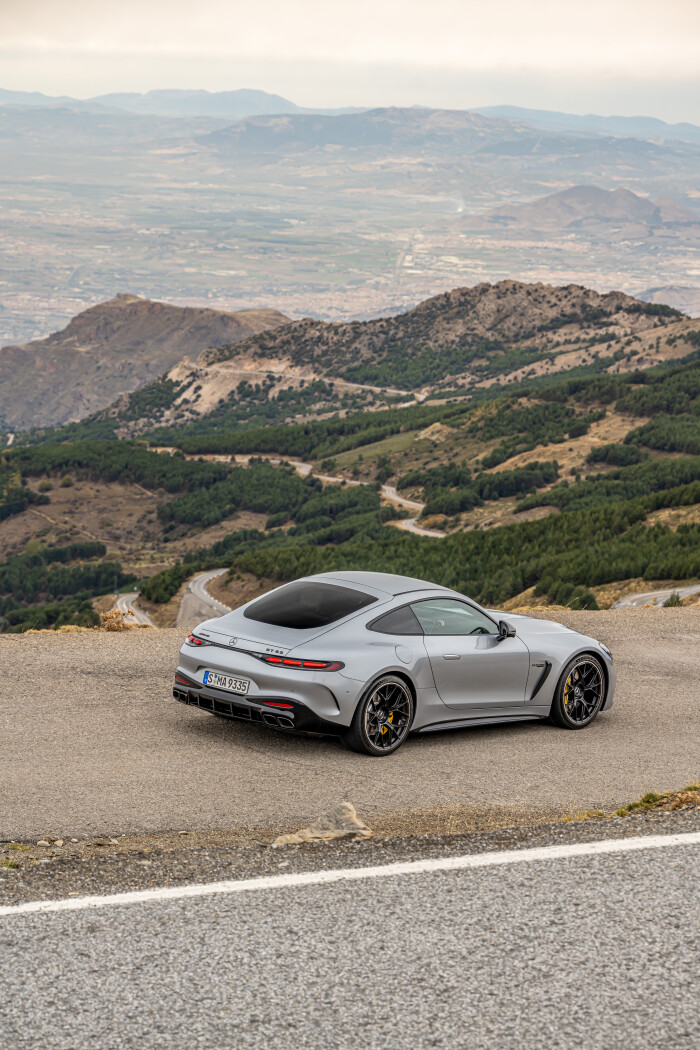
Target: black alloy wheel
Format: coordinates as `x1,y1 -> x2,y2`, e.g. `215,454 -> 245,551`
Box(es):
343,675 -> 414,756
550,655 -> 606,729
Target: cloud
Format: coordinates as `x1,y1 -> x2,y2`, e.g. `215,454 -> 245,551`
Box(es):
2,0 -> 699,78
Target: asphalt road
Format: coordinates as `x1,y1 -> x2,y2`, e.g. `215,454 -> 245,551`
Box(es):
1,609 -> 698,842
175,568 -> 230,629
382,484 -> 446,538
612,583 -> 700,608
113,591 -> 156,627
1,831 -> 697,1049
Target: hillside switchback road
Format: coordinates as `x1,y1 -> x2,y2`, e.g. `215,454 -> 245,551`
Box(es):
175,567 -> 230,628
0,609 -> 698,842
113,590 -> 157,627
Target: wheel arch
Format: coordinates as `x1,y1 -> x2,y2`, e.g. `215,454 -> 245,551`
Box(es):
554,648 -> 610,709
356,667 -> 419,728
579,648 -> 610,703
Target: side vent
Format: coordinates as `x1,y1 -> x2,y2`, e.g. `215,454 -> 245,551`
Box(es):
529,662 -> 552,701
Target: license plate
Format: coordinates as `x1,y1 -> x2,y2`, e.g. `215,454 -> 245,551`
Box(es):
203,670 -> 250,695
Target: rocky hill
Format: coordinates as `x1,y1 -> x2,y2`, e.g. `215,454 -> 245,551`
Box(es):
71,280 -> 697,441
473,186 -> 700,240
0,295 -> 288,431
202,280 -> 685,389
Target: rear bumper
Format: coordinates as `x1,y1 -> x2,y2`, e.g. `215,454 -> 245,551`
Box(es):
173,684 -> 343,736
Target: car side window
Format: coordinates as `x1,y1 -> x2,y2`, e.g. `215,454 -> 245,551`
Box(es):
368,605 -> 423,635
410,598 -> 498,636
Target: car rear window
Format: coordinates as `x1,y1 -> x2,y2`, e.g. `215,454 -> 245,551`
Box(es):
244,581 -> 377,629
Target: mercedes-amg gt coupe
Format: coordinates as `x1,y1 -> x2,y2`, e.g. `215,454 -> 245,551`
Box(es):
173,571 -> 615,756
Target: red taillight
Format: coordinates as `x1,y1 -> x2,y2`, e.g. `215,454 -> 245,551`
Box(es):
175,674 -> 191,685
186,633 -> 210,646
264,702 -> 294,709
260,656 -> 343,671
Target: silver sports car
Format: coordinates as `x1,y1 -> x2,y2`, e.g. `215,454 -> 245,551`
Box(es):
174,571 -> 615,756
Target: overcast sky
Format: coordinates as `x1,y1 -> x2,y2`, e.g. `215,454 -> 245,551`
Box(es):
2,0 -> 699,120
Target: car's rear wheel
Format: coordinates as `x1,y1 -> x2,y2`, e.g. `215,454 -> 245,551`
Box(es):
549,654 -> 606,729
343,675 -> 414,756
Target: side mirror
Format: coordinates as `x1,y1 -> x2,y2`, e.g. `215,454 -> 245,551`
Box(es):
498,620 -> 516,639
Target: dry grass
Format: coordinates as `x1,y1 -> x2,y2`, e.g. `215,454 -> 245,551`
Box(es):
613,784 -> 700,817
98,609 -> 152,631
23,608 -> 154,635
561,784 -> 700,823
646,504 -> 700,530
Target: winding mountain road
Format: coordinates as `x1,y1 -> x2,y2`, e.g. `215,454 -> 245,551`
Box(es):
175,568 -> 231,628
135,451 -> 444,628
612,583 -> 700,608
381,485 -> 446,537
230,455 -> 445,538
172,474 -> 447,627
113,591 -> 156,627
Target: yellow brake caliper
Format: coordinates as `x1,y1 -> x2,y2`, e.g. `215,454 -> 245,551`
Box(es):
564,674 -> 572,705
381,712 -> 394,735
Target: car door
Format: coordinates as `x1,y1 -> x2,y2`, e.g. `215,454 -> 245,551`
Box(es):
410,597 -> 530,711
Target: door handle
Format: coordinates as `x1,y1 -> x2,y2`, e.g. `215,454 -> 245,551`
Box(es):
443,654 -> 461,660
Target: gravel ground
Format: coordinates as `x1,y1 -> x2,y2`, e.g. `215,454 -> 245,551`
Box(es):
0,609 -> 698,843
0,815 -> 698,1050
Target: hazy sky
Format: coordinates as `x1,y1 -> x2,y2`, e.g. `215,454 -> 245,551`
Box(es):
2,0 -> 699,120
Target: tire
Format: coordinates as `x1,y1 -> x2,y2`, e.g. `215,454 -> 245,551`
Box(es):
549,654 -> 606,730
343,675 -> 414,756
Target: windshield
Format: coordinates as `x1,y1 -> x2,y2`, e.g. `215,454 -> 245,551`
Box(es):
244,581 -> 377,630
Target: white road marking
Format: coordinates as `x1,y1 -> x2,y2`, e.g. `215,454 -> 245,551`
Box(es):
1,832 -> 698,919
113,591 -> 156,627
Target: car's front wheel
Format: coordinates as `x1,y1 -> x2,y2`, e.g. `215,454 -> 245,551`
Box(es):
549,654 -> 606,729
343,675 -> 414,756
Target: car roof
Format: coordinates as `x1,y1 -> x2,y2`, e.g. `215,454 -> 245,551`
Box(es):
307,570 -> 451,597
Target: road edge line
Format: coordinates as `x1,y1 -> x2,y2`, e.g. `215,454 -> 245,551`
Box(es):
2,831 -> 698,919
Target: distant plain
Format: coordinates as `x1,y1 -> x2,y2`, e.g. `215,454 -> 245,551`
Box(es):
2,100 -> 700,345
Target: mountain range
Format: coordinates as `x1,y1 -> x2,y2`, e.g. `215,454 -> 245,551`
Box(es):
0,296 -> 288,431
2,88 -> 699,141
8,280 -> 697,440
1,276 -> 698,627
0,86 -> 363,120
474,105 -> 700,144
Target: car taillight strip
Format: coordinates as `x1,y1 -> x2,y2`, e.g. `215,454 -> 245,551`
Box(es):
186,633 -> 211,646
260,656 -> 344,671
